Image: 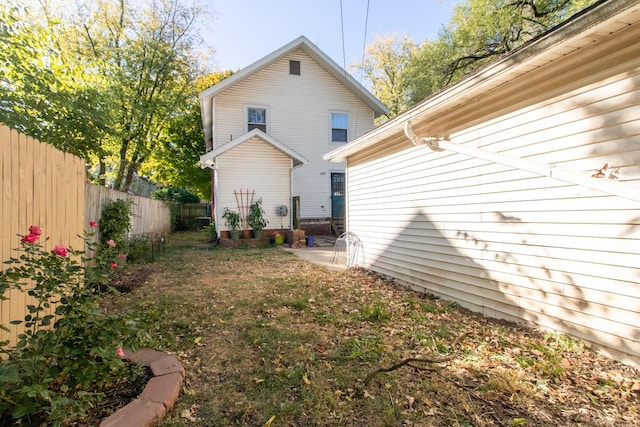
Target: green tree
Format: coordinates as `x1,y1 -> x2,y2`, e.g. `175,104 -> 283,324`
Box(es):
0,3 -> 110,162
353,34 -> 417,119
407,0 -> 597,104
142,70 -> 235,199
75,0 -> 208,191
1,0 -> 212,192
352,0 -> 598,114
196,70 -> 236,92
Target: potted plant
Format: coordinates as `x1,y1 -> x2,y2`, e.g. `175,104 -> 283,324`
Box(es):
247,198 -> 268,239
273,232 -> 285,245
222,208 -> 241,240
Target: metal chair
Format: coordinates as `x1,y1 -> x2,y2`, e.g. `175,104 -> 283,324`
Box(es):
331,231 -> 364,267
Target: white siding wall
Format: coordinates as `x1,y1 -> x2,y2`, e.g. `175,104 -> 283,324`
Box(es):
346,61 -> 640,366
217,137 -> 291,231
213,49 -> 374,218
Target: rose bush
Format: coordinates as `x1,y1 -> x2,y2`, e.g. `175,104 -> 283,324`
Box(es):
0,224 -> 152,426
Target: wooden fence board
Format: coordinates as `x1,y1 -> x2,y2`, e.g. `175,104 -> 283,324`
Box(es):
0,126 -> 84,347
83,184 -> 171,247
1,124 -> 171,349
0,125 -> 12,345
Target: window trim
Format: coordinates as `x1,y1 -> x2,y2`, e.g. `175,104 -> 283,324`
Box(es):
245,104 -> 269,134
329,111 -> 349,144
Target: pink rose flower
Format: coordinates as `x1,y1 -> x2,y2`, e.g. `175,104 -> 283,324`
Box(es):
89,221 -> 98,227
117,347 -> 125,357
21,233 -> 39,243
106,239 -> 116,248
29,225 -> 42,236
118,253 -> 126,259
111,262 -> 118,270
53,245 -> 68,257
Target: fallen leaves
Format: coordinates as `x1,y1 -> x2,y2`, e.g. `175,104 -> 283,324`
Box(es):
104,237 -> 640,426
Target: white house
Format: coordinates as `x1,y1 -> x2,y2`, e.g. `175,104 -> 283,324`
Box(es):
325,0 -> 640,367
199,36 -> 388,238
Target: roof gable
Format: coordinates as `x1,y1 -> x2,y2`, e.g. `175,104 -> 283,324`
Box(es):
199,36 -> 388,117
200,129 -> 307,168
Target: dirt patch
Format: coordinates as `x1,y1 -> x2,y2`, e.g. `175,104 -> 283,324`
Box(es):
100,236 -> 640,426
107,266 -> 156,293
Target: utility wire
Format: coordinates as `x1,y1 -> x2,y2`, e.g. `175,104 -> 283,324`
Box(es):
359,0 -> 370,83
339,0 -> 372,138
340,0 -> 347,71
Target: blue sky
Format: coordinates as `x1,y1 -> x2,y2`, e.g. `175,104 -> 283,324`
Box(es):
203,0 -> 460,72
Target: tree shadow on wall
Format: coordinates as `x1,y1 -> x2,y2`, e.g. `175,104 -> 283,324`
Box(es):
362,209 -> 638,364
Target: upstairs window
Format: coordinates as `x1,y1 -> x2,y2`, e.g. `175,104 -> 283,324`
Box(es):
289,60 -> 301,75
247,106 -> 267,133
331,112 -> 348,143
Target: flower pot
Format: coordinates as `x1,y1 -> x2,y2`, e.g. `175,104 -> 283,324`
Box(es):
229,230 -> 240,240
274,235 -> 285,245
252,230 -> 263,239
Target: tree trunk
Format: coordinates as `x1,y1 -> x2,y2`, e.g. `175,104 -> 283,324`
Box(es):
122,151 -> 145,193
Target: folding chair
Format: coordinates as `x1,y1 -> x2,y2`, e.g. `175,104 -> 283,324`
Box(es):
330,231 -> 364,267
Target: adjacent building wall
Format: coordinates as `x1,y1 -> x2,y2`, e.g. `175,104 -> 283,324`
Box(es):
343,26 -> 640,365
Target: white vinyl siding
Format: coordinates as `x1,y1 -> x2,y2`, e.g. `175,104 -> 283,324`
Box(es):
212,50 -> 373,218
344,47 -> 640,365
216,137 -> 291,231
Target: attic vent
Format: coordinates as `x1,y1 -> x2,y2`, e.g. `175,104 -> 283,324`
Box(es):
289,60 -> 300,75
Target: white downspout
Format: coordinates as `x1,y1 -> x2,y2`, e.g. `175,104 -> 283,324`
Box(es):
290,161 -> 294,230
404,122 -> 640,203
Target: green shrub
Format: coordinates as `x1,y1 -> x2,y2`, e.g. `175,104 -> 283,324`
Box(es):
126,234 -> 150,263
99,199 -> 134,247
204,223 -> 217,242
0,224 -> 150,425
152,186 -> 200,203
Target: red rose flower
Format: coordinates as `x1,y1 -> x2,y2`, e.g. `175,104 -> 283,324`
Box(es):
53,245 -> 68,257
21,233 -> 39,243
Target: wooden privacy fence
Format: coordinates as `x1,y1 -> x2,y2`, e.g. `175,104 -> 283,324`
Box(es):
172,202 -> 212,230
84,184 -> 171,248
1,124 -> 171,348
1,125 -> 85,347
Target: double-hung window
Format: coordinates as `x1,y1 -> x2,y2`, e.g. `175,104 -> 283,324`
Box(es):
247,106 -> 267,133
331,112 -> 348,143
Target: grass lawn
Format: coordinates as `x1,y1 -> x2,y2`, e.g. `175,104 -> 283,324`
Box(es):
102,231 -> 639,426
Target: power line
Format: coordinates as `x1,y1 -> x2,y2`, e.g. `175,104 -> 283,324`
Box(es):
339,0 -> 371,138
359,0 -> 370,83
340,0 -> 347,70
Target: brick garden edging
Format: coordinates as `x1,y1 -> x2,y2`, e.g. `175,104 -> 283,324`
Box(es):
100,349 -> 184,427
